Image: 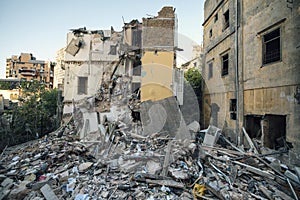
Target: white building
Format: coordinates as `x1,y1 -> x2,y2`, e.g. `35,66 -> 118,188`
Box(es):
54,47 -> 65,91
63,28 -> 122,114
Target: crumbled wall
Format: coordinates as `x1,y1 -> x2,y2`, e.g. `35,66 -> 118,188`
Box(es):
142,6 -> 175,49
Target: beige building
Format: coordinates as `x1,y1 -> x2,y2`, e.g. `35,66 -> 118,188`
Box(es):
202,0 -> 300,163
6,53 -> 55,89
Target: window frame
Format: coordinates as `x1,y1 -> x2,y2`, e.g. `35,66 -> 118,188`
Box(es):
109,45 -> 117,55
230,98 -> 237,120
221,53 -> 229,76
214,13 -> 218,23
78,76 -> 88,95
262,27 -> 281,65
208,62 -> 213,79
223,10 -> 229,30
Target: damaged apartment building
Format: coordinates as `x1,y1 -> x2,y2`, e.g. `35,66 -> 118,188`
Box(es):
61,6 -> 190,140
202,0 -> 300,164
63,27 -> 124,138
140,6 -> 192,139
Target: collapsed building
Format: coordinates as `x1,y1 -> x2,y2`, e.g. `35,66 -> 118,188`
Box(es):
1,4 -> 300,200
61,6 -> 194,142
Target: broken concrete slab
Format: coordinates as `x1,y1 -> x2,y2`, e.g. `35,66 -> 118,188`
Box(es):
169,168 -> 189,180
203,125 -> 221,147
0,178 -> 13,188
140,96 -> 191,139
284,170 -> 300,184
78,162 -> 93,172
80,112 -> 99,140
40,184 -> 59,200
295,166 -> 300,181
7,180 -> 30,200
146,160 -> 162,175
187,120 -> 200,133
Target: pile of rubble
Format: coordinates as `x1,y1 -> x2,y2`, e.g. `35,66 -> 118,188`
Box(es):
1,64 -> 299,199
0,118 -> 299,200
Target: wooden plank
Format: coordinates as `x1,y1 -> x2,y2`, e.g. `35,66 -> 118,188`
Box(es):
146,179 -> 184,189
242,127 -> 259,154
161,141 -> 172,176
258,184 -> 273,200
287,178 -> 299,200
233,161 -> 275,180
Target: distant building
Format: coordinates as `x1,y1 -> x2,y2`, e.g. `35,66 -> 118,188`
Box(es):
202,0 -> 300,164
0,78 -> 20,109
181,45 -> 203,72
6,53 -> 55,89
54,47 -> 66,91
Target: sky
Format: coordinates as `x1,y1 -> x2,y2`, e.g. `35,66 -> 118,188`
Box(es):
0,0 -> 205,78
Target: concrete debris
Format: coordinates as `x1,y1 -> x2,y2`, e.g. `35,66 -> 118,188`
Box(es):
40,184 -> 59,200
0,56 -> 299,199
187,120 -> 200,133
0,122 -> 299,199
203,125 -> 221,147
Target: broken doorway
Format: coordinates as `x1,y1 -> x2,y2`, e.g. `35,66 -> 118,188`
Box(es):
245,114 -> 286,150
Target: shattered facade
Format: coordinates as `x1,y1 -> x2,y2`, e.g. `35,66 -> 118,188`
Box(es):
122,20 -> 142,94
54,47 -> 66,92
5,53 -> 55,89
202,0 -> 300,164
141,6 -> 178,102
63,28 -> 122,113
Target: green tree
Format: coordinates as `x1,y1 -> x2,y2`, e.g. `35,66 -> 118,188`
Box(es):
184,68 -> 202,97
184,68 -> 202,125
0,80 -> 14,90
1,80 -> 59,149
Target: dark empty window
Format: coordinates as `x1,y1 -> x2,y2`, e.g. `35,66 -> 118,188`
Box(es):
209,29 -> 213,38
78,77 -> 88,95
263,28 -> 281,65
132,28 -> 142,48
133,59 -> 142,76
223,10 -> 229,30
109,45 -> 117,55
214,13 -> 218,22
222,54 -> 229,76
208,62 -> 213,79
230,99 -> 237,111
230,99 -> 237,120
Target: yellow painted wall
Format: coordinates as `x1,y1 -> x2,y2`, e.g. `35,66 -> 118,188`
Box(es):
141,51 -> 174,102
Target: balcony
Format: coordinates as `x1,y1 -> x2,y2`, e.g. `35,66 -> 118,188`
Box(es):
19,69 -> 37,76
